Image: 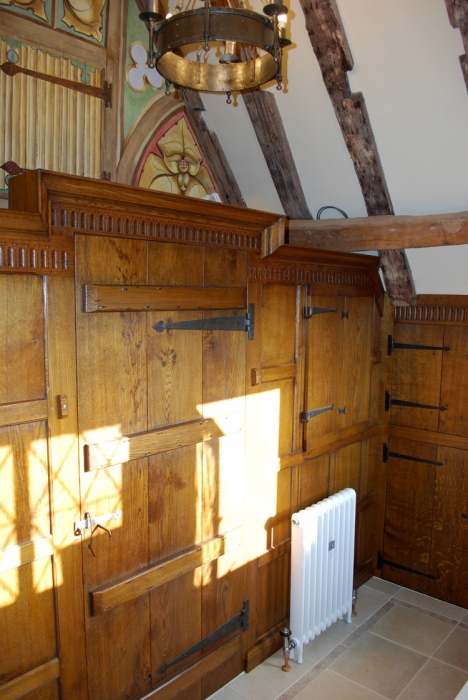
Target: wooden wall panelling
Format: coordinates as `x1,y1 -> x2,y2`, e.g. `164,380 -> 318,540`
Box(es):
303,296 -> 344,446
200,246 -> 247,693
45,274 -> 87,698
383,438 -> 438,579
295,454 -> 331,513
75,234 -> 152,700
374,295 -> 394,576
390,324 -> 445,431
439,326 -> 468,437
146,240 -> 205,695
0,275 -> 45,403
429,446 -> 468,608
341,297 -> 374,429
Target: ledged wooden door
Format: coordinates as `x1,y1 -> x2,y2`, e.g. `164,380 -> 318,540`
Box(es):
75,235 -> 248,700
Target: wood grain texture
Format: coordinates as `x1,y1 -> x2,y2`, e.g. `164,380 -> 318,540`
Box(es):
85,413 -> 243,470
296,0 -> 415,304
429,445 -> 468,607
288,210 -> 468,251
0,658 -> 59,700
0,536 -> 53,574
394,295 -> 468,325
0,210 -> 47,235
383,438 -> 438,575
445,0 -> 468,91
140,637 -> 240,700
9,170 -> 284,249
390,324 -> 445,431
440,325 -> 468,437
46,275 -> 88,700
242,90 -> 312,220
389,424 -> 468,451
83,284 -> 247,312
0,399 -> 47,428
245,618 -> 288,673
178,88 -> 246,207
0,275 -> 45,403
91,527 -> 242,615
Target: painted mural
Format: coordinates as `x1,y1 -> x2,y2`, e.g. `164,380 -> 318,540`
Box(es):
136,114 -> 220,200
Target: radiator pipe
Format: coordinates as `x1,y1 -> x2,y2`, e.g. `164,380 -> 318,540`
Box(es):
280,627 -> 296,672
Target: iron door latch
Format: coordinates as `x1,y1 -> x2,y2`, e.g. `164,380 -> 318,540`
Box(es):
300,404 -> 334,423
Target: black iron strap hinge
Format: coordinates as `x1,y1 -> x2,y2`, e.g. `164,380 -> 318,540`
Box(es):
377,552 -> 436,580
300,404 -> 334,423
303,306 -> 337,319
385,391 -> 448,413
383,443 -> 443,467
387,335 -> 451,356
153,304 -> 255,340
157,600 -> 250,674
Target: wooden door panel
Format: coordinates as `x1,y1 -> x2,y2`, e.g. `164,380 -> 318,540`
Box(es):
360,435 -> 378,501
440,326 -> 468,437
148,312 -> 203,427
20,679 -> 61,700
0,558 -> 57,684
202,321 -> 246,417
260,379 -> 294,461
0,275 -> 45,403
261,284 -> 296,367
390,324 -> 444,431
341,297 -> 373,429
0,421 -> 50,550
333,441 -> 361,495
383,438 -> 437,575
148,241 -> 204,286
256,553 -> 289,638
429,446 -> 468,607
149,446 -> 202,562
295,454 -> 330,512
86,596 -> 152,700
203,248 -> 247,289
304,296 -> 344,441
150,573 -> 202,684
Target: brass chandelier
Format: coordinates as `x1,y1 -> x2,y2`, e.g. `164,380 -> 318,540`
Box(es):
136,0 -> 291,97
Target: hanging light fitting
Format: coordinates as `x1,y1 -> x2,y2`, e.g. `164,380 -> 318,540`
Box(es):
136,0 -> 291,95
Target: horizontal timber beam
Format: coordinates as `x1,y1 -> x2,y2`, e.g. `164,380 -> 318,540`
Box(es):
83,284 -> 247,312
85,413 -> 243,470
288,210 -> 468,251
91,527 -> 242,615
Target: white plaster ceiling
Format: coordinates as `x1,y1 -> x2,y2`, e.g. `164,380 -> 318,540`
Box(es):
199,0 -> 468,295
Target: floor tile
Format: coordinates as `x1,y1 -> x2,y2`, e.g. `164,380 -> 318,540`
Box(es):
396,658 -> 468,700
463,612 -> 468,625
229,647 -> 315,700
352,586 -> 392,625
329,632 -> 427,699
394,588 -> 467,622
370,604 -> 454,655
208,686 -> 249,700
294,669 -> 388,700
364,577 -> 402,597
300,618 -> 356,665
434,627 -> 468,672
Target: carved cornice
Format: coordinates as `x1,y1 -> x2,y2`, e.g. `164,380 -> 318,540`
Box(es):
51,202 -> 261,251
395,296 -> 468,325
0,235 -> 73,275
248,256 -> 373,287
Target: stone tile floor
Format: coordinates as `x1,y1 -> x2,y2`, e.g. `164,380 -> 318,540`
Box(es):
208,578 -> 468,700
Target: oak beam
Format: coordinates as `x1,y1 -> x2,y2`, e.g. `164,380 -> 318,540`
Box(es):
242,90 -> 313,219
288,210 -> 468,251
178,87 -> 246,206
297,0 -> 415,305
445,0 -> 468,91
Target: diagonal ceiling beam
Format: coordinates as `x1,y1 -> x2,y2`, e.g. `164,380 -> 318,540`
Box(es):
178,87 -> 246,207
297,0 -> 416,305
242,89 -> 313,219
445,0 -> 468,91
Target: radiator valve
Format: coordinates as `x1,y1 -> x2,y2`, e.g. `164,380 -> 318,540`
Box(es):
280,627 -> 296,672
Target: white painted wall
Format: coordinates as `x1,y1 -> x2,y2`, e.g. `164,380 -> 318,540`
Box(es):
199,0 -> 468,295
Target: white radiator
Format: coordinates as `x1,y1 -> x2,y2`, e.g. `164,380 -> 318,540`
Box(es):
290,488 -> 356,663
